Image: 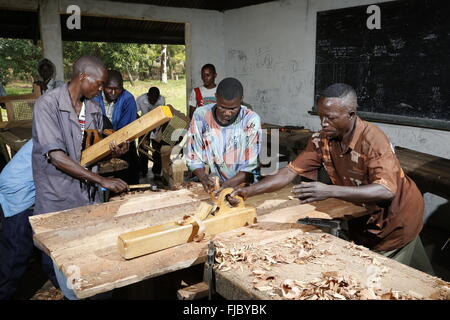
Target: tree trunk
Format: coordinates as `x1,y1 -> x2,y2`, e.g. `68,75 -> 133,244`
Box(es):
126,66 -> 134,86
160,45 -> 168,84
149,61 -> 154,80
169,57 -> 175,80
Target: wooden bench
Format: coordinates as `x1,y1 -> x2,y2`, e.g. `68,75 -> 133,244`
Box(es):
0,84 -> 40,162
395,146 -> 450,199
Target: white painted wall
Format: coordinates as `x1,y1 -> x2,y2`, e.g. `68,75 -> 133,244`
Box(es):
223,0 -> 449,231
223,0 -> 450,159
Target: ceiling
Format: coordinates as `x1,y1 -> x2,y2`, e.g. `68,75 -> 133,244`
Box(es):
106,0 -> 275,11
0,1 -> 275,44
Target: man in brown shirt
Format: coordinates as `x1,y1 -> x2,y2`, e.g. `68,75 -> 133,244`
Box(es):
231,83 -> 432,273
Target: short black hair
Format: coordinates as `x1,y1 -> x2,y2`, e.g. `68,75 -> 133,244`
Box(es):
147,87 -> 160,97
201,63 -> 216,74
38,58 -> 54,70
107,70 -> 123,87
320,83 -> 355,99
319,83 -> 358,110
216,77 -> 243,100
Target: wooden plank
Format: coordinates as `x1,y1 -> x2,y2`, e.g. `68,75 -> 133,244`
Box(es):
0,92 -> 39,104
0,120 -> 32,129
80,105 -> 173,167
177,282 -> 209,300
28,184 -> 370,299
118,207 -> 256,259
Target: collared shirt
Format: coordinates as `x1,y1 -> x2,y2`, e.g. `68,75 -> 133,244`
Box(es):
186,104 -> 261,182
0,140 -> 34,217
93,90 -> 137,131
102,91 -> 115,121
136,94 -> 165,115
288,117 -> 423,251
43,78 -> 64,93
32,83 -> 103,215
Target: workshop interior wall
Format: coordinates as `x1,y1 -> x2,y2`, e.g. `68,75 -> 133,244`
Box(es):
223,0 -> 450,159
223,0 -> 450,279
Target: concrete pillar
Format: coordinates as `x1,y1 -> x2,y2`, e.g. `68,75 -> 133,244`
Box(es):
39,0 -> 64,81
185,22 -> 191,115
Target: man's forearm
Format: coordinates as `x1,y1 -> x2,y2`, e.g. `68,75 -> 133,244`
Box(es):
245,166 -> 297,197
223,171 -> 249,188
189,106 -> 195,119
49,150 -> 104,185
330,183 -> 394,203
192,167 -> 207,180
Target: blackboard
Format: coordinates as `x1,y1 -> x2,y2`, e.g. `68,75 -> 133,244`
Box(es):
314,0 -> 450,130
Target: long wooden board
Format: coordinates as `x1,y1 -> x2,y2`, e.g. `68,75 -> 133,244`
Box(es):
29,183 -> 370,299
80,105 -> 173,167
118,207 -> 256,259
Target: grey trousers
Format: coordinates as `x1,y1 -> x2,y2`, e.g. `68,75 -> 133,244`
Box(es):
373,236 -> 435,276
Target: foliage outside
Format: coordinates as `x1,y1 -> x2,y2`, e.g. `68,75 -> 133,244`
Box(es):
1,39 -> 187,114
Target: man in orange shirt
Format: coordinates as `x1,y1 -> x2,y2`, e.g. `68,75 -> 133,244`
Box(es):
231,83 -> 433,274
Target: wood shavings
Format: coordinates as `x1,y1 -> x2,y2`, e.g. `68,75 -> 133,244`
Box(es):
281,280 -> 302,299
255,285 -> 273,292
273,272 -> 425,300
193,218 -> 206,242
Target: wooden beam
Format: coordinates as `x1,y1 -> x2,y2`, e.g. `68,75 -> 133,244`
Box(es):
177,281 -> 209,300
80,105 -> 173,167
118,207 -> 257,260
0,120 -> 32,129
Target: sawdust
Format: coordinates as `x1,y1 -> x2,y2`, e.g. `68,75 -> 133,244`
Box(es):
214,233 -> 446,300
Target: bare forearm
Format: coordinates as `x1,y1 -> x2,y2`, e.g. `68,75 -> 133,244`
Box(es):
223,171 -> 250,188
49,151 -> 104,185
329,184 -> 394,203
193,167 -> 207,180
189,106 -> 195,119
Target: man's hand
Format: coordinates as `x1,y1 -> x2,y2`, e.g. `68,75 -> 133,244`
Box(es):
100,177 -> 128,193
109,140 -> 129,158
199,175 -> 216,193
227,187 -> 250,206
291,181 -> 333,204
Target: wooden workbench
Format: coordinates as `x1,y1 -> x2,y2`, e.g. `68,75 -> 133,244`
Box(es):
212,199 -> 450,300
29,183 -> 370,299
395,146 -> 450,199
213,223 -> 450,300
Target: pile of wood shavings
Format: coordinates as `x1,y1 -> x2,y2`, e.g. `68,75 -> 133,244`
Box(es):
214,234 -> 333,273
279,272 -> 424,300
213,234 -> 437,300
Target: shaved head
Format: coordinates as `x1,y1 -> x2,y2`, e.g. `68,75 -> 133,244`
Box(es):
320,83 -> 358,111
71,56 -> 107,99
72,56 -> 106,79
